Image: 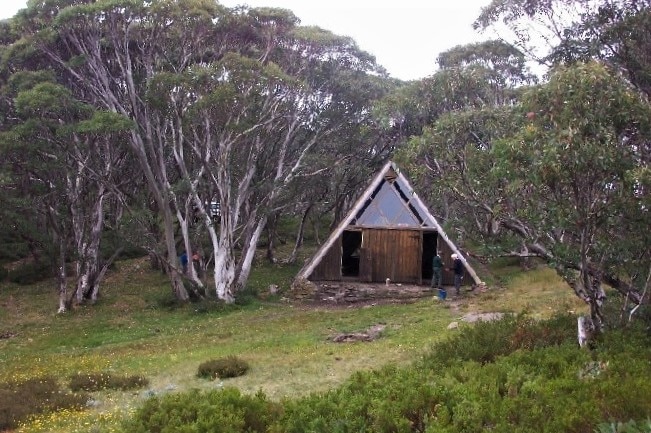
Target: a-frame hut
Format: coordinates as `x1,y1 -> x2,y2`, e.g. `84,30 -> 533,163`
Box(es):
296,161 -> 482,286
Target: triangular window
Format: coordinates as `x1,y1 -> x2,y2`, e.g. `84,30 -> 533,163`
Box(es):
355,178 -> 421,227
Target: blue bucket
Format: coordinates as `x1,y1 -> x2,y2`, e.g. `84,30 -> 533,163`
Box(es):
438,288 -> 447,300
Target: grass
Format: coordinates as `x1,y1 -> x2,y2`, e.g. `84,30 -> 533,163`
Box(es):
0,253 -> 590,433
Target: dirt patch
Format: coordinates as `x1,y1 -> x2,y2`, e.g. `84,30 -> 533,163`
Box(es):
331,324 -> 386,343
0,330 -> 17,340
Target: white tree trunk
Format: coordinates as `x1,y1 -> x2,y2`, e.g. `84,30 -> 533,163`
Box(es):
237,217 -> 267,289
213,239 -> 236,303
577,315 -> 594,348
57,236 -> 68,314
176,202 -> 205,291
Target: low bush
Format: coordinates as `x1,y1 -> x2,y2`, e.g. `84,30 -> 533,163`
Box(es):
7,261 -> 52,285
234,285 -> 258,306
197,356 -> 249,379
123,388 -> 281,433
595,419 -> 651,433
0,376 -> 88,430
69,372 -> 149,392
421,313 -> 576,368
124,316 -> 651,433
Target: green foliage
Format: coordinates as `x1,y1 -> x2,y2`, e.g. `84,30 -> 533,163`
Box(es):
234,284 -> 258,306
595,419 -> 651,433
0,377 -> 88,430
7,260 -> 52,284
122,316 -> 651,433
271,317 -> 651,433
68,372 -> 149,392
197,356 -> 250,380
123,388 -> 280,433
422,314 -> 576,367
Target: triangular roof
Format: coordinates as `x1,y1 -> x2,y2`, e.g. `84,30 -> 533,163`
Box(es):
297,161 -> 482,284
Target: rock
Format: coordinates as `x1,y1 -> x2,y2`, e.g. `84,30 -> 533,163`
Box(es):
268,284 -> 279,295
461,312 -> 504,323
290,277 -> 318,299
447,321 -> 459,330
86,399 -> 101,408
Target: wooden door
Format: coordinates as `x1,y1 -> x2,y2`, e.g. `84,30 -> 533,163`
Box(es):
364,229 -> 421,283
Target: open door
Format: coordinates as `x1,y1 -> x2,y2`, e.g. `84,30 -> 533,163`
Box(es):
421,231 -> 438,281
341,230 -> 362,277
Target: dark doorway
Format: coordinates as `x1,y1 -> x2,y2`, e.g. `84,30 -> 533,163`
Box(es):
421,232 -> 438,281
341,230 -> 362,277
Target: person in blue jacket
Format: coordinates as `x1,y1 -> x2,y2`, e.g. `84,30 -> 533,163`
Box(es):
180,251 -> 188,275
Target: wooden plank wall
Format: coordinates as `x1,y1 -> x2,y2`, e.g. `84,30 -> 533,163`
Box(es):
364,229 -> 421,284
311,235 -> 342,281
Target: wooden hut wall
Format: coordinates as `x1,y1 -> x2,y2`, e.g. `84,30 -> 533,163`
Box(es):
310,235 -> 342,281
363,228 -> 422,284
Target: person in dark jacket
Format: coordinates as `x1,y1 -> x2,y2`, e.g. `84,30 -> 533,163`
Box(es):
431,251 -> 443,291
451,253 -> 464,296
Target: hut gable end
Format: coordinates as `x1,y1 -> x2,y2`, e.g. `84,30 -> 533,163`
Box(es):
296,161 -> 482,286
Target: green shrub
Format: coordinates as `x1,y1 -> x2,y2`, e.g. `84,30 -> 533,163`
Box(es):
69,372 -> 149,392
509,313 -> 577,350
123,388 -> 280,433
279,365 -> 448,433
421,314 -> 575,368
595,419 -> 651,433
7,261 -> 52,285
122,317 -> 651,433
234,285 -> 258,306
191,298 -> 231,315
197,356 -> 249,379
0,377 -> 88,430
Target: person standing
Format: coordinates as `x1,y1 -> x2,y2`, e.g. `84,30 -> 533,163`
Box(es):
191,251 -> 201,278
180,251 -> 188,275
451,253 -> 464,296
431,251 -> 443,291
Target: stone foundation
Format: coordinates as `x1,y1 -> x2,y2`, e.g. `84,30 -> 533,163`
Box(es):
305,281 -> 434,303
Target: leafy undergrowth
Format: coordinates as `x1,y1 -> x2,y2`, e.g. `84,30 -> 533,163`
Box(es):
197,356 -> 250,379
0,377 -> 88,431
69,372 -> 149,392
124,315 -> 651,433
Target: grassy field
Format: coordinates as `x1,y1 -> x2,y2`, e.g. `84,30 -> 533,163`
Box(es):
0,255 -> 588,433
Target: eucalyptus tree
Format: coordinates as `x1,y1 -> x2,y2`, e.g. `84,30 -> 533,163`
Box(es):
0,71 -> 132,312
394,40 -> 533,232
475,0 -> 651,97
473,0 -> 601,67
166,10 -> 387,301
8,0 -> 385,302
549,0 -> 651,98
471,0 -> 651,326
9,0 -> 207,301
492,62 -> 651,329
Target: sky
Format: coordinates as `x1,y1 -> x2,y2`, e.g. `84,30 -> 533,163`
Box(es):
0,0 -> 496,81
